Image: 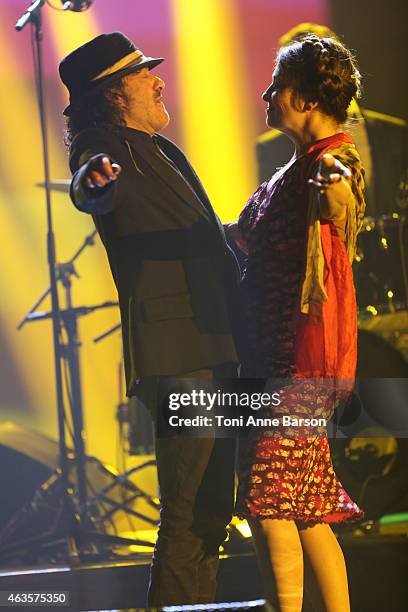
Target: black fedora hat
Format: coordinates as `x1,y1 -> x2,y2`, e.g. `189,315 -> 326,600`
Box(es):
59,32 -> 164,116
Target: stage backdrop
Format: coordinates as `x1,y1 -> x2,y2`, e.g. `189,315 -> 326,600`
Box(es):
0,0 -> 404,469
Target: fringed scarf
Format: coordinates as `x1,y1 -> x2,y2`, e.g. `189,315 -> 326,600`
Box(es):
300,133 -> 366,315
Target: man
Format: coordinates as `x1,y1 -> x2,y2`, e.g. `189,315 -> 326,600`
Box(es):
59,32 -> 239,607
257,23 -> 408,218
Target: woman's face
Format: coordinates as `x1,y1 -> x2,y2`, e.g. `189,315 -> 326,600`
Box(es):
262,66 -> 305,134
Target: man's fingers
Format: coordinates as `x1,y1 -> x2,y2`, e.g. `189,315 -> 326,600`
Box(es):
86,170 -> 110,188
100,156 -> 116,178
98,156 -> 119,180
85,155 -> 122,189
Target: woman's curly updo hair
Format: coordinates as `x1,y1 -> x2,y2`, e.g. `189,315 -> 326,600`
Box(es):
276,35 -> 361,123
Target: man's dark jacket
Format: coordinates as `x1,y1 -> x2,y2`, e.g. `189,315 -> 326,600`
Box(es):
69,126 -> 239,396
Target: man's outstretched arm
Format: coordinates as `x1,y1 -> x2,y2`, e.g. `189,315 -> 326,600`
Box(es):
71,153 -> 122,215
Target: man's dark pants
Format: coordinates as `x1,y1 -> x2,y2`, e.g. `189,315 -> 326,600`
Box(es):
144,371 -> 236,607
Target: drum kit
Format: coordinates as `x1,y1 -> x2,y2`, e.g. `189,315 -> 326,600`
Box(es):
354,213 -> 408,362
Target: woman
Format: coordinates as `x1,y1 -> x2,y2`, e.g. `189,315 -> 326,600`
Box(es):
230,36 -> 366,612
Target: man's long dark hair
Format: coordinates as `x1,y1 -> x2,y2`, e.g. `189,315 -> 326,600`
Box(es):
64,78 -> 129,146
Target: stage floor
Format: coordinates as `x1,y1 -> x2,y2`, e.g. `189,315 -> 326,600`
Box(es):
0,534 -> 407,611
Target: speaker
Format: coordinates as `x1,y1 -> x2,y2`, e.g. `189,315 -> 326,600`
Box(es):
0,422 -> 154,564
0,421 -> 57,528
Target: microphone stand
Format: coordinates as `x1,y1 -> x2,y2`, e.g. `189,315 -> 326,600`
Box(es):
16,1 -> 77,559
17,230 -> 98,330
14,3 -> 156,563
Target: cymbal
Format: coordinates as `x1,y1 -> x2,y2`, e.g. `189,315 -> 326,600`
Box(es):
35,179 -> 70,193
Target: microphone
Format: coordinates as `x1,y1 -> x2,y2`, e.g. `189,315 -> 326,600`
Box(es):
62,0 -> 94,10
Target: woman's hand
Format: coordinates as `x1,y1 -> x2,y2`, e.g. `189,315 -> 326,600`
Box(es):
309,153 -> 353,221
309,153 -> 351,190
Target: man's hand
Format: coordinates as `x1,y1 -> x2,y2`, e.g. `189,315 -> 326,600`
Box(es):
83,154 -> 122,190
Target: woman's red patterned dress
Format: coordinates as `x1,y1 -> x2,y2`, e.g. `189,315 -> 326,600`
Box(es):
236,133 -> 363,524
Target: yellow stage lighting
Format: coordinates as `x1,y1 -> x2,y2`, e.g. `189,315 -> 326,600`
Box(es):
0,8 -> 128,468
170,0 -> 257,222
230,516 -> 252,538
